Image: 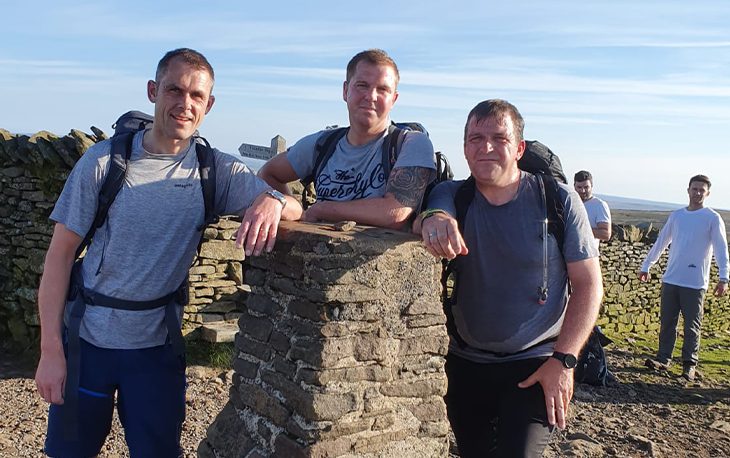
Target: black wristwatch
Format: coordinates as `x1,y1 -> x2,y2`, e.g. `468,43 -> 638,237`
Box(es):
551,351 -> 578,369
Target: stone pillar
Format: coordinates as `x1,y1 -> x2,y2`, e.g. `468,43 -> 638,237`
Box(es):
199,221 -> 449,458
271,135 -> 286,155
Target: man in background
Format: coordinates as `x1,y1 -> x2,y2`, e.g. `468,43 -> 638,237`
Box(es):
574,170 -> 611,249
640,174 -> 728,382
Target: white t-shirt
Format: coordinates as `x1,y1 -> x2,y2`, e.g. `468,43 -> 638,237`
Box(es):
641,207 -> 730,290
583,196 -> 611,249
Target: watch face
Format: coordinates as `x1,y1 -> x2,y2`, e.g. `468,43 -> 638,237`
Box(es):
564,354 -> 578,368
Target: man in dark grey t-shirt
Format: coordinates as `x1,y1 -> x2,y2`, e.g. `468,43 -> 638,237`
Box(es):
415,99 -> 603,458
258,49 -> 435,230
35,48 -> 302,458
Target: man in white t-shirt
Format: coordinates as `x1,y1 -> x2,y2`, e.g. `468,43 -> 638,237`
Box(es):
574,170 -> 611,249
640,174 -> 729,382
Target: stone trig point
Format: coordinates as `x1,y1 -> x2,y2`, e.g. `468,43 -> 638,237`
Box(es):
199,221 -> 450,458
239,135 -> 287,160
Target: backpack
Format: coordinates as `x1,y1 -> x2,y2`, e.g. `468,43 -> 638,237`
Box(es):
300,122 -> 453,210
442,140 -> 568,350
576,326 -> 613,386
74,110 -> 219,259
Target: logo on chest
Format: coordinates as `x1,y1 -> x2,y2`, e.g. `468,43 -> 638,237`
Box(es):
317,164 -> 386,200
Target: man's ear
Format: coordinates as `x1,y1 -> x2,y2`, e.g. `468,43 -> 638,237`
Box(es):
205,95 -> 215,114
147,80 -> 157,103
516,140 -> 526,161
342,81 -> 348,103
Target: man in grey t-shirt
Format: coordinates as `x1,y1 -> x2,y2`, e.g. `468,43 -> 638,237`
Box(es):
35,48 -> 302,458
416,100 -> 603,458
259,49 -> 435,230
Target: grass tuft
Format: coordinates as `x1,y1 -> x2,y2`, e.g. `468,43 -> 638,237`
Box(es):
185,338 -> 235,370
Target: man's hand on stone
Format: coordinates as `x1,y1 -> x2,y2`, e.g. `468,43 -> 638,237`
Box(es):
236,191 -> 284,256
639,271 -> 649,283
420,213 -> 468,259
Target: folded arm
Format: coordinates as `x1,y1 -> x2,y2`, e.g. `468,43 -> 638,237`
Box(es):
304,166 -> 432,230
257,152 -> 298,196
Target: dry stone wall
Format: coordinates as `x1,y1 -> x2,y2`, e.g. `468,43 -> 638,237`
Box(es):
199,221 -> 450,458
0,128 -> 254,346
1,127 -> 729,347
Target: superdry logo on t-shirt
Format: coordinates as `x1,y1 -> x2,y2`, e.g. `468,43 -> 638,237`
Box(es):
316,164 -> 386,201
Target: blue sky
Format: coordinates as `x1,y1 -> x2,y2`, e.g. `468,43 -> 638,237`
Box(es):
3,1 -> 730,209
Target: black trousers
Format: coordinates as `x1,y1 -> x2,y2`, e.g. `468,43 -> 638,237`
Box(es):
445,353 -> 553,458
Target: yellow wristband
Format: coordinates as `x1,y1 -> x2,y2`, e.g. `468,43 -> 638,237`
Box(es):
421,209 -> 446,221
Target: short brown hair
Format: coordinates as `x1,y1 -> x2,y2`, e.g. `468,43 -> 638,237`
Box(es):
346,49 -> 399,87
574,170 -> 593,184
464,99 -> 524,144
689,174 -> 711,189
156,48 -> 215,85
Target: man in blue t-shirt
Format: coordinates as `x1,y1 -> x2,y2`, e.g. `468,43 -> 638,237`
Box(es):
258,49 -> 435,230
415,99 -> 603,458
34,48 -> 302,458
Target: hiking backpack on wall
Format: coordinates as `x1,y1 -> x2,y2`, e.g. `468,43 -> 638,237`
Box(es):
442,139 -> 568,349
300,121 -> 453,210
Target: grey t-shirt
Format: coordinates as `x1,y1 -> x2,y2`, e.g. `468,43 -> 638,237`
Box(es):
286,126 -> 435,202
428,172 -> 598,363
51,131 -> 269,349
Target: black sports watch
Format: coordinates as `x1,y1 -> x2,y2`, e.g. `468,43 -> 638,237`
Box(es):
551,351 -> 577,369
265,189 -> 287,209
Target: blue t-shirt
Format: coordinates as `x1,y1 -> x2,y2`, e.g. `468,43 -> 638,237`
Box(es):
286,126 -> 435,202
428,172 -> 598,363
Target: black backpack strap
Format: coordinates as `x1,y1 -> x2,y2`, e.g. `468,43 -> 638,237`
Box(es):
195,137 -> 219,231
74,132 -> 133,260
300,128 -> 348,209
302,128 -> 349,188
381,123 -> 403,177
540,173 -> 566,253
454,176 -> 476,234
535,172 -> 567,305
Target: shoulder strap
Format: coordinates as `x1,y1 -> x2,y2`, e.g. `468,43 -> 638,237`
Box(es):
300,128 -> 348,209
541,173 -> 566,253
302,127 -> 349,188
75,132 -> 133,260
381,123 -> 403,178
195,137 -> 219,231
454,176 -> 476,234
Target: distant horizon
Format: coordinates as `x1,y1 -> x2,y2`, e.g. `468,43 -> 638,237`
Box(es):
596,194 -> 729,213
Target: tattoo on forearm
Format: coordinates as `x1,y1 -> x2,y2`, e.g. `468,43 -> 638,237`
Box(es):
386,166 -> 432,209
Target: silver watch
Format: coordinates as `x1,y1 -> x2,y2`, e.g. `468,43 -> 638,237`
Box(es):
265,189 -> 287,209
